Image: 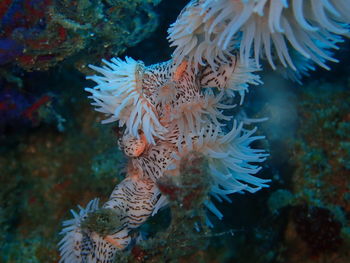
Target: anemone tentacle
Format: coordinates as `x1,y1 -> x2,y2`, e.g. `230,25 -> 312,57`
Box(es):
168,0 -> 350,74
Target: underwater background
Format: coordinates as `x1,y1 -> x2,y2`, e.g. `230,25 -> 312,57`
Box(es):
0,0 -> 349,262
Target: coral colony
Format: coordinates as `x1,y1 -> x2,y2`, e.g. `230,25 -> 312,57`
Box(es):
59,0 -> 350,262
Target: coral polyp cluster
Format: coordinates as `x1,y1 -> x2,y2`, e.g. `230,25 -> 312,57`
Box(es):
59,54 -> 269,262
85,57 -> 167,144
58,0 -> 350,262
168,0 -> 350,78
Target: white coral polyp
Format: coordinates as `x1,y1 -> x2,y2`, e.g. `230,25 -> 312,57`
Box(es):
200,56 -> 262,104
85,57 -> 167,144
167,0 -> 235,73
58,199 -> 100,263
225,58 -> 262,103
174,122 -> 269,219
169,0 -> 349,72
169,91 -> 234,150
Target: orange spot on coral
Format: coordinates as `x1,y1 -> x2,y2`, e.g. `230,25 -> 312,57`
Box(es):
104,235 -> 124,249
173,60 -> 188,81
134,133 -> 147,157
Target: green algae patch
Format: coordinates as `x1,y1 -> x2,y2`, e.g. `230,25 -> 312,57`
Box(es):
82,208 -> 125,236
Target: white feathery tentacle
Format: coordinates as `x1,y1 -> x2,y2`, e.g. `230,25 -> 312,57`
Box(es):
168,0 -> 349,73
85,57 -> 167,144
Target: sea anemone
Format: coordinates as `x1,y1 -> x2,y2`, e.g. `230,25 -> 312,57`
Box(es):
168,0 -> 349,72
167,90 -> 234,149
156,81 -> 178,105
59,199 -> 98,262
59,177 -> 165,262
119,133 -> 148,157
200,55 -> 262,104
85,57 -> 167,145
168,0 -> 236,73
168,121 -> 270,219
58,199 -> 120,263
58,0 -> 350,261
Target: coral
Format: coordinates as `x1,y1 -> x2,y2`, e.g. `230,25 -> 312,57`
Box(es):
122,152 -> 213,262
59,54 -> 269,261
0,0 -> 349,262
57,1 -> 350,262
168,0 -> 350,75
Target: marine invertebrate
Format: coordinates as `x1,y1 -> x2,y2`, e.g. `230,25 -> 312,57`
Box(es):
168,0 -> 350,73
58,1 -> 350,262
85,57 -> 167,145
59,55 -> 269,261
59,177 -> 164,262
